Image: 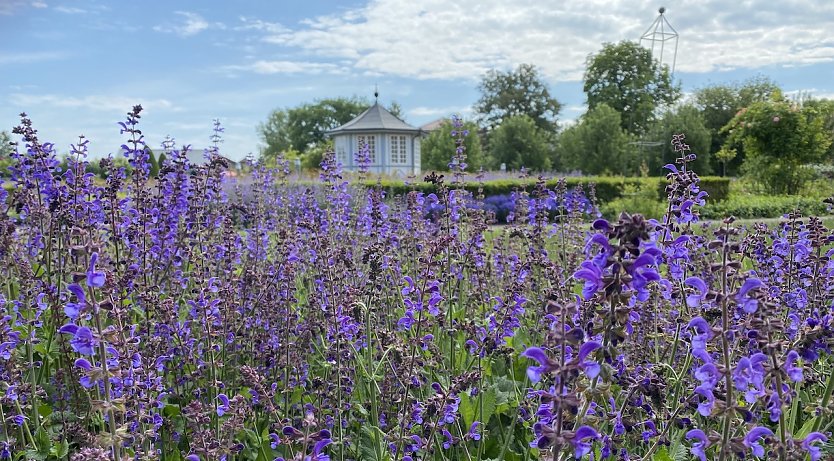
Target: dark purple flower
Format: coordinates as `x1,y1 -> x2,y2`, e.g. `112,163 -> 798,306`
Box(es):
185,455 -> 200,461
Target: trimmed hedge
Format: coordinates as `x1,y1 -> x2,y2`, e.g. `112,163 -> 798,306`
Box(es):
365,176 -> 731,204
701,195 -> 830,220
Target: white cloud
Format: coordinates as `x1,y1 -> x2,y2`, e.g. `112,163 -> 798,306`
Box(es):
223,60 -> 344,75
0,51 -> 68,65
154,11 -> 223,37
9,93 -> 176,113
30,1 -> 47,8
54,6 -> 86,14
408,106 -> 472,118
250,0 -> 834,82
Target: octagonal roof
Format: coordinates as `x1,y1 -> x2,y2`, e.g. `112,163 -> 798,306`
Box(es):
326,102 -> 422,135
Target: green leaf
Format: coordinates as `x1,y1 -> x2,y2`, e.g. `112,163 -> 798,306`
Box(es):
795,417 -> 818,439
49,440 -> 69,459
651,447 -> 674,461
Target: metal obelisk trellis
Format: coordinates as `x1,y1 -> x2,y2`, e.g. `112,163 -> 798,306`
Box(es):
631,7 -> 680,164
639,6 -> 679,76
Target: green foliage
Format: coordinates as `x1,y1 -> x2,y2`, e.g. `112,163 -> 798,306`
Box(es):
558,104 -> 638,175
420,119 -> 484,172
600,182 -> 666,220
487,114 -> 553,171
157,151 -> 168,168
301,142 -> 331,170
474,64 -> 562,134
647,105 -> 712,175
367,176 -> 730,204
0,130 -> 12,177
693,76 -> 781,175
723,92 -> 833,194
700,195 -> 830,219
583,41 -> 680,135
802,98 -> 834,159
147,148 -> 160,177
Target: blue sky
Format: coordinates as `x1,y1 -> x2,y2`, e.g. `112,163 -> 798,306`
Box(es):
2,0 -> 833,160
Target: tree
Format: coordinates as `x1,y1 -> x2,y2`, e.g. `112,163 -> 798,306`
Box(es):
558,104 -> 638,176
0,131 -> 13,177
723,92 -> 832,194
147,148 -> 160,177
420,119 -> 484,172
258,97 -> 403,160
488,115 -> 553,171
583,41 -> 680,135
801,98 -> 834,160
647,104 -> 712,175
474,64 -> 562,135
693,76 -> 780,175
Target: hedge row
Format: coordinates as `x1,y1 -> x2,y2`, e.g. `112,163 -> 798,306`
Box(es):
700,195 -> 831,220
364,176 -> 731,204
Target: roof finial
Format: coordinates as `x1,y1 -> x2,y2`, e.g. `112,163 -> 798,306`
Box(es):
374,84 -> 379,102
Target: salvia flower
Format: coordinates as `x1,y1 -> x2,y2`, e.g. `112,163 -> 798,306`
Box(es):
742,426 -> 773,458
686,429 -> 709,461
58,324 -> 97,356
86,252 -> 106,287
801,432 -> 828,461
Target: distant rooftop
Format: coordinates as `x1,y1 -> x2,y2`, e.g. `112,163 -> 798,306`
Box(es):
326,102 -> 422,135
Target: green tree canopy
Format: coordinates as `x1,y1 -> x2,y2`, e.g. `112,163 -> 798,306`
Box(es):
474,64 -> 562,134
488,114 -> 553,171
723,92 -> 833,194
583,41 -> 680,135
420,118 -> 484,172
258,97 -> 403,160
558,104 -> 638,176
693,76 -> 780,174
647,104 -> 712,175
0,131 -> 13,177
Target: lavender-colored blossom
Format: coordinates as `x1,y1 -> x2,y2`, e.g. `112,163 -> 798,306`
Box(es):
742,426 -> 773,458
685,429 -> 709,461
801,432 -> 828,461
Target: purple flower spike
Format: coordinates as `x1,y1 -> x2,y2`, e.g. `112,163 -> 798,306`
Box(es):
684,276 -> 708,308
86,252 -> 106,288
185,455 -> 200,461
801,432 -> 828,461
663,163 -> 679,174
743,426 -> 773,458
